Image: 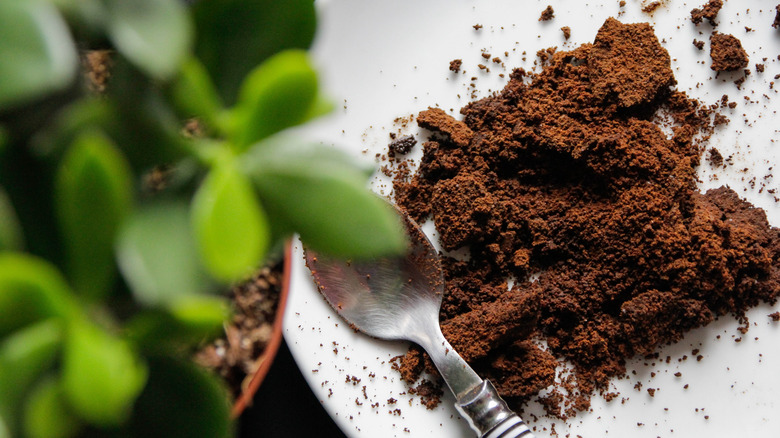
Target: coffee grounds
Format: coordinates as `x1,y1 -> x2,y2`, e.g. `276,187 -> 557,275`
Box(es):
388,134 -> 417,158
690,0 -> 723,26
391,18 -> 780,418
710,32 -> 749,72
449,59 -> 463,73
774,5 -> 780,29
539,6 -> 555,22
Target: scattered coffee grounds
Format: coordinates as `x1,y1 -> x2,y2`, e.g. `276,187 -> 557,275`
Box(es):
561,26 -> 571,40
770,311 -> 780,322
693,39 -> 705,50
408,379 -> 444,409
710,32 -> 749,72
690,0 -> 723,26
390,18 -> 780,418
449,58 -> 463,73
539,5 -> 555,21
388,134 -> 417,158
642,1 -> 663,14
195,263 -> 283,398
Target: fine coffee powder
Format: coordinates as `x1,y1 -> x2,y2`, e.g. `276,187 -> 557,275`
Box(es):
390,18 -> 780,418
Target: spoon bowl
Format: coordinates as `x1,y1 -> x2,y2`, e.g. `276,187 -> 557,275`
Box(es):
305,206 -> 535,438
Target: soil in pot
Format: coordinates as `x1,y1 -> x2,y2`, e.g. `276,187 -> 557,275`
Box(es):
195,258 -> 286,407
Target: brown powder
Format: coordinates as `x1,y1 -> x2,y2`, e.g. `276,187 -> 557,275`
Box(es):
561,26 -> 571,40
391,18 -> 780,418
642,1 -> 663,14
449,58 -> 463,73
388,135 -> 417,158
589,18 -> 675,108
774,5 -> 780,29
710,32 -> 749,72
539,5 -> 555,21
416,107 -> 473,148
690,0 -> 723,26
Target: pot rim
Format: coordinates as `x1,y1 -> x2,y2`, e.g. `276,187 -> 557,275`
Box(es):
230,240 -> 293,417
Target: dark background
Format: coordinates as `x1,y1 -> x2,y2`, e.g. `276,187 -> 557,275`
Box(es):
238,340 -> 346,437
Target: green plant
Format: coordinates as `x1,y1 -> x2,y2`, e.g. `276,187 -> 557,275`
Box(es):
0,0 -> 405,437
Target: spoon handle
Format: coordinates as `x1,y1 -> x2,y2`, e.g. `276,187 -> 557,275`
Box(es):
457,380 -> 535,438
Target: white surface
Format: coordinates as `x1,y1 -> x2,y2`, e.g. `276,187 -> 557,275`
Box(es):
284,1 -> 780,437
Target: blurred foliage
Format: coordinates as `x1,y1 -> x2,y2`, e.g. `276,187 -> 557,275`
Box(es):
0,0 -> 405,437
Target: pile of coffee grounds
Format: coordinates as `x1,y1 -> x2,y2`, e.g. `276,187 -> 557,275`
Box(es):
195,263 -> 283,398
710,32 -> 749,72
690,0 -> 723,26
391,17 -> 780,418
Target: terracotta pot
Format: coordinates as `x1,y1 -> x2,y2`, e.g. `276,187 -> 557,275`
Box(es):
230,241 -> 293,417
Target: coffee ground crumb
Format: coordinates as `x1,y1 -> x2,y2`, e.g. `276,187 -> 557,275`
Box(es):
770,312 -> 780,322
708,148 -> 724,167
449,59 -> 462,73
693,39 -> 705,50
388,135 -> 417,158
642,1 -> 662,14
710,32 -> 749,72
390,17 -> 780,419
774,5 -> 780,29
539,5 -> 555,21
691,0 -> 723,26
561,26 -> 571,40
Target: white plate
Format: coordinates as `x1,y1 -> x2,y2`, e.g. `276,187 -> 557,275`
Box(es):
284,1 -> 780,437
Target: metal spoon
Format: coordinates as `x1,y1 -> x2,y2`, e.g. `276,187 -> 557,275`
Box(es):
305,207 -> 535,438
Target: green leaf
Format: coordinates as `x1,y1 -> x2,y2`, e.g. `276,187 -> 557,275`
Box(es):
126,296 -> 229,353
116,202 -> 212,307
248,140 -> 406,258
0,320 -> 63,436
129,356 -> 233,438
192,0 -> 317,105
0,0 -> 78,110
55,130 -> 133,301
168,58 -> 224,127
0,187 -> 23,251
23,376 -> 81,438
192,161 -> 270,282
168,294 -> 230,335
103,0 -> 192,80
229,50 -> 318,151
61,320 -> 148,427
34,96 -> 190,174
0,254 -> 77,337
